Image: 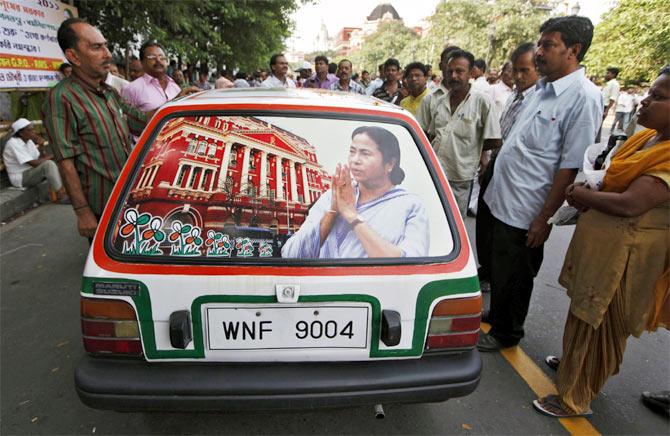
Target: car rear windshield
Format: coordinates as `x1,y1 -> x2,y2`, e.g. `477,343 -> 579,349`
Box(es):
108,114 -> 456,263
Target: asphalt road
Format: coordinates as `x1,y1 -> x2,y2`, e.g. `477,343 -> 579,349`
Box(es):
1,204 -> 668,435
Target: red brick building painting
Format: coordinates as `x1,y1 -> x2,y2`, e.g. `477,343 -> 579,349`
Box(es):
113,116 -> 331,258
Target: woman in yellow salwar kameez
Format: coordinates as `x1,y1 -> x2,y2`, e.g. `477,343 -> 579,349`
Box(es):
534,67 -> 670,418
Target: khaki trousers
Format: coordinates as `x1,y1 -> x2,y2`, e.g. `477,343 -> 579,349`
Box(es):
21,160 -> 62,191
449,179 -> 473,218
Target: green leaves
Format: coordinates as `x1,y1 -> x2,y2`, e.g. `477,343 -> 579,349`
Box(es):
349,21 -> 419,73
181,224 -> 192,234
74,0 -> 298,72
584,0 -> 669,84
418,0 -> 553,70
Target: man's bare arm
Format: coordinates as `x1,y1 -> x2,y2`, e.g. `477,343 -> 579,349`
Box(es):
26,157 -> 52,167
483,138 -> 502,151
603,98 -> 615,118
58,158 -> 98,238
526,168 -> 577,248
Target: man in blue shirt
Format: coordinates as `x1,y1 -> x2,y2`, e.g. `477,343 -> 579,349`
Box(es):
478,16 -> 603,351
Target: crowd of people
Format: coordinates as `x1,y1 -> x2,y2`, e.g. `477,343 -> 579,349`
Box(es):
2,13 -> 668,419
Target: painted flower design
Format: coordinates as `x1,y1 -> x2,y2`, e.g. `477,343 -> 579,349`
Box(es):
235,237 -> 254,257
259,241 -> 273,257
168,220 -> 203,256
205,230 -> 218,247
205,231 -> 232,257
142,217 -> 165,242
120,208 -> 139,237
185,227 -> 203,246
118,208 -> 163,255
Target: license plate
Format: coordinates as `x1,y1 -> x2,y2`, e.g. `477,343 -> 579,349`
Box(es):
205,304 -> 370,350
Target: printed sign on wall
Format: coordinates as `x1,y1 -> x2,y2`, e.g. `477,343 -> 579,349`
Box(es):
0,0 -> 77,89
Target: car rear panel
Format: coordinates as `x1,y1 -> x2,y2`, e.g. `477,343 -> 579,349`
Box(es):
80,264 -> 479,362
76,92 -> 483,410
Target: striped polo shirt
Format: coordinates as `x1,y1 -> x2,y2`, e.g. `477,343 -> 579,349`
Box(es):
42,73 -> 147,215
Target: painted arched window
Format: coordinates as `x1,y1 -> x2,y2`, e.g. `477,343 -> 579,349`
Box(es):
187,139 -> 197,153
207,142 -> 217,157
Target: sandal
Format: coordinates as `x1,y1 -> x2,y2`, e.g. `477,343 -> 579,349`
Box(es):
545,355 -> 561,371
533,394 -> 592,418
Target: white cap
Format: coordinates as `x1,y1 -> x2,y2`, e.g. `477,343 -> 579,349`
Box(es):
11,118 -> 31,136
296,61 -> 312,72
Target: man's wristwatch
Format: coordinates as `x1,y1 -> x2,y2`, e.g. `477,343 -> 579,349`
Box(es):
349,214 -> 365,228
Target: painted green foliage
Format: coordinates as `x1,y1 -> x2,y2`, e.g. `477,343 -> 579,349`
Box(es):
583,0 -> 670,84
74,0 -> 298,72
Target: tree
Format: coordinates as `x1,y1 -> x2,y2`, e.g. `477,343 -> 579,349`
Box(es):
486,0 -> 556,68
304,49 -> 336,62
584,0 -> 670,84
349,21 -> 419,73
74,0 -> 298,72
413,0 -> 554,72
415,0 -> 490,68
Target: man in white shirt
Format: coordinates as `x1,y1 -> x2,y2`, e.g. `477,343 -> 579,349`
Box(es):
104,70 -> 129,93
233,72 -> 250,88
471,58 -> 490,93
2,118 -> 68,201
488,61 -> 514,116
294,61 -> 312,88
612,87 -> 634,131
260,53 -> 296,88
601,67 -> 621,119
420,49 -> 502,217
365,64 -> 385,96
416,45 -> 461,129
468,61 -> 513,216
596,66 -> 621,141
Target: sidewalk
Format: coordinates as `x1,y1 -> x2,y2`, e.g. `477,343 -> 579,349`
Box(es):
0,171 -> 51,222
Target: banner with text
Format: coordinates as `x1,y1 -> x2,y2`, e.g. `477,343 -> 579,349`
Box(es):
0,0 -> 77,89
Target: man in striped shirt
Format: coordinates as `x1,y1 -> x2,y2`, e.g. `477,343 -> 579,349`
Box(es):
476,42 -> 539,300
42,18 -> 148,239
329,59 -> 365,94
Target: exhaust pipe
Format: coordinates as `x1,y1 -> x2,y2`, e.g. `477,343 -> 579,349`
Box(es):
374,403 -> 385,419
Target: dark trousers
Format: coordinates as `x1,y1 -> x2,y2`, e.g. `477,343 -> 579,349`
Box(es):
488,217 -> 544,346
475,155 -> 497,281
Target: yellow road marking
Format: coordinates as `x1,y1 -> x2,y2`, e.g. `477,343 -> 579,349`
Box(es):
481,322 -> 600,436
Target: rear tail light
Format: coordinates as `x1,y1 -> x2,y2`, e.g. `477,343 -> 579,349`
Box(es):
81,297 -> 142,356
425,295 -> 481,352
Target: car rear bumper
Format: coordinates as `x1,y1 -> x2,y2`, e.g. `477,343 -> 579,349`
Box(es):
75,350 -> 481,411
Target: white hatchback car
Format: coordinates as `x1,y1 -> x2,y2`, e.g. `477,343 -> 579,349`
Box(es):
75,88 -> 482,411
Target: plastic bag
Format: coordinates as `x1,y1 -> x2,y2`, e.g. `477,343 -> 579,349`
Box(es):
549,135 -> 625,225
548,205 -> 580,226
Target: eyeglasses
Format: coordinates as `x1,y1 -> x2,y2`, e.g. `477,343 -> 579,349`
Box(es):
145,55 -> 167,62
